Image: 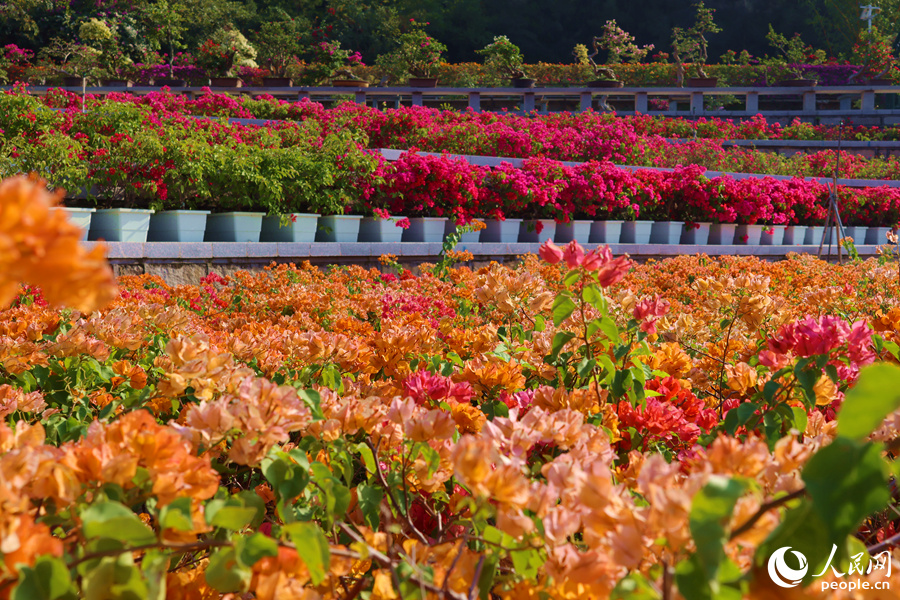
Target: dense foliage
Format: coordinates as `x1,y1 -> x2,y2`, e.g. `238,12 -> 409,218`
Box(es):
4,89 -> 900,227
4,174 -> 900,598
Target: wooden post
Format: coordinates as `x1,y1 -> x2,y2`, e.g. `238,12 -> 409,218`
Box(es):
468,91 -> 481,112
745,91 -> 759,113
412,91 -> 423,107
635,91 -> 648,113
355,90 -> 367,105
579,91 -> 592,112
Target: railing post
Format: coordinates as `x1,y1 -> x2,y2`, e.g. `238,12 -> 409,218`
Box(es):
411,91 -> 423,107
690,91 -> 704,114
297,91 -> 310,102
468,91 -> 481,112
355,90 -> 367,106
861,90 -> 876,111
802,90 -> 816,112
635,91 -> 648,113
523,92 -> 535,112
669,98 -> 678,112
579,91 -> 592,112
746,91 -> 759,113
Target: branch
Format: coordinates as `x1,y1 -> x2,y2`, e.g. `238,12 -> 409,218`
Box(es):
729,488 -> 806,540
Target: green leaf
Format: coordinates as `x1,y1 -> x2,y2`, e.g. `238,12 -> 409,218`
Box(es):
837,363 -> 900,440
611,572 -> 660,600
551,294 -> 576,327
205,547 -> 250,593
81,553 -> 148,600
723,402 -> 759,436
548,331 -> 576,360
597,316 -> 620,342
298,389 -> 323,420
756,500 -> 833,584
582,284 -> 607,312
262,451 -> 310,502
158,497 -> 193,532
511,547 -> 543,581
354,442 -> 377,478
284,522 -> 331,585
802,437 -> 890,540
81,501 -> 156,546
236,533 -> 278,568
208,506 -> 258,531
689,476 -> 746,582
11,556 -> 78,600
357,483 -> 384,529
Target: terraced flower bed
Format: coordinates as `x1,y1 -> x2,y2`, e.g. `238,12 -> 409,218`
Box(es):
3,174 -> 900,598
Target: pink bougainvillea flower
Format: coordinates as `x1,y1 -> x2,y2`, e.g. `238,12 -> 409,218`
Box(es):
562,241 -> 585,269
539,239 -> 564,264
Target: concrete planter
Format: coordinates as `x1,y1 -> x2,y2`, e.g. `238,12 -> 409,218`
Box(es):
61,207 -> 95,241
867,226 -> 892,245
735,224 -> 765,245
481,218 -> 522,243
519,219 -> 556,243
708,223 -> 738,245
148,210 -> 210,242
759,225 -> 786,246
260,213 -> 319,242
444,220 -> 480,242
555,220 -> 592,243
204,212 -> 264,242
783,226 -> 808,245
805,226 -> 825,245
316,215 -> 362,242
681,222 -> 711,245
650,221 -> 684,244
842,226 -> 867,244
403,217 -> 447,242
589,220 -> 623,244
89,208 -> 153,242
620,220 -> 653,244
359,216 -> 405,242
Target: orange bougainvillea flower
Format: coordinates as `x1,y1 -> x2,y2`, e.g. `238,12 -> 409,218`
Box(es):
0,176 -> 117,312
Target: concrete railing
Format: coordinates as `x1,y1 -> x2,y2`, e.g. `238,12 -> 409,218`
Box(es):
7,84 -> 900,120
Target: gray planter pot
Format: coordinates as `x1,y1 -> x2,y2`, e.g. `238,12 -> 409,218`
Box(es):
204,212 -> 264,242
89,208 -> 154,242
519,219 -> 556,243
759,225 -> 786,246
680,222 -> 711,245
620,220 -> 653,244
61,207 -> 95,241
555,220 -> 592,243
783,226 -> 808,245
735,224 -> 765,245
403,217 -> 447,242
359,216 -> 405,242
866,226 -> 892,245
805,226 -> 825,245
148,210 -> 210,242
708,223 -> 738,245
842,226 -> 867,244
444,219 -> 480,242
481,218 -> 522,243
316,215 -> 362,242
650,221 -> 684,244
589,220 -> 623,244
260,213 -> 319,242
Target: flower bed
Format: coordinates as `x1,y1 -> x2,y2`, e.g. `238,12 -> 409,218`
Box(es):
3,175 -> 900,597
3,89 -> 900,226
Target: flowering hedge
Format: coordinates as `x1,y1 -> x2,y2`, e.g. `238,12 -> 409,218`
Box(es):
4,174 -> 900,597
3,89 -> 900,225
